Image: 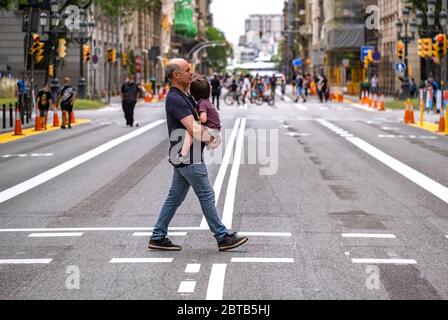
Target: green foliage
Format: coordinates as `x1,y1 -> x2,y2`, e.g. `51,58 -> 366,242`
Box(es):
0,0 -> 159,18
205,27 -> 232,73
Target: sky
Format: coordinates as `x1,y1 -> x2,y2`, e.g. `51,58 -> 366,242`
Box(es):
210,0 -> 284,46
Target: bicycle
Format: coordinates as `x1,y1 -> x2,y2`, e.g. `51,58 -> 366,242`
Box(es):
224,91 -> 241,106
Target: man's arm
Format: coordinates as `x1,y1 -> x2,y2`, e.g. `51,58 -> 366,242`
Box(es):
180,115 -> 213,143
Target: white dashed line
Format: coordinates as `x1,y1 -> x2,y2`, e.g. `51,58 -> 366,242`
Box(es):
0,227 -> 203,233
0,259 -> 53,264
27,232 -> 83,238
178,281 -> 197,294
109,258 -> 174,264
231,258 -> 294,263
352,259 -> 417,265
237,232 -> 292,237
132,232 -> 187,237
294,104 -> 308,111
342,233 -> 396,239
185,264 -> 201,273
206,264 -> 227,300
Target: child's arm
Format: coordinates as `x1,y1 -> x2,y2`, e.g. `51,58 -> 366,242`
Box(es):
199,112 -> 207,124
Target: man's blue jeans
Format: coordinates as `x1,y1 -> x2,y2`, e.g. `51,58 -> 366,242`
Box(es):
151,163 -> 229,242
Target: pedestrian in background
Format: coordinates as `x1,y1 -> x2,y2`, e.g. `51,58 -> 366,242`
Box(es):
370,74 -> 379,95
36,83 -> 52,130
58,77 -> 76,129
280,79 -> 286,100
121,74 -> 141,127
16,72 -> 28,117
148,58 -> 248,252
210,73 -> 222,110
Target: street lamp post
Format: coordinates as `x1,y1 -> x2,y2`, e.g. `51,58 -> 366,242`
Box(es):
69,9 -> 95,99
416,0 -> 437,85
396,5 -> 417,100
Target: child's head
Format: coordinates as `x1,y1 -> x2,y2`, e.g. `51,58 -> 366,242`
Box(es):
190,76 -> 210,101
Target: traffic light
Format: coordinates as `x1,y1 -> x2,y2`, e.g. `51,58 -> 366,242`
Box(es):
397,41 -> 404,61
58,38 -> 67,59
48,64 -> 54,78
433,38 -> 440,63
437,33 -> 447,57
34,40 -> 45,64
364,49 -> 373,69
107,48 -> 117,63
122,52 -> 127,67
29,33 -> 40,55
83,45 -> 91,62
418,39 -> 425,58
421,38 -> 433,58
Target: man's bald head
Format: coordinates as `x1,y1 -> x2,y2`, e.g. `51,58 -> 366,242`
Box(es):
165,58 -> 193,90
165,59 -> 188,80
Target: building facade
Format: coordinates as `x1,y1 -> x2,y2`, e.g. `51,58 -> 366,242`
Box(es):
378,0 -> 420,96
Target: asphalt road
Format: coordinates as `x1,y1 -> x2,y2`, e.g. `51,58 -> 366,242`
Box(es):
0,92 -> 447,300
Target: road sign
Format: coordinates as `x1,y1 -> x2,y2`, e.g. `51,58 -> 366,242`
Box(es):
394,61 -> 406,74
94,47 -> 102,58
373,51 -> 381,61
292,58 -> 302,67
92,54 -> 99,65
361,46 -> 375,62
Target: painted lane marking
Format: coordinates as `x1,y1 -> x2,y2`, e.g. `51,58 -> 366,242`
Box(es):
317,119 -> 448,205
0,120 -> 166,204
346,137 -> 448,205
178,281 -> 196,294
294,104 -> 308,111
0,259 -> 53,264
221,118 -> 247,229
0,227 -> 203,233
276,89 -> 292,102
237,232 -> 292,237
109,258 -> 173,264
132,232 -> 187,237
352,259 -> 417,265
287,132 -> 310,137
200,118 -> 241,229
206,264 -> 227,300
341,233 -> 396,239
185,264 -> 201,273
2,153 -> 54,158
231,258 -> 294,263
27,232 -> 83,238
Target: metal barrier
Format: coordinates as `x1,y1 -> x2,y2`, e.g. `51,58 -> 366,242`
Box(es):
1,103 -> 16,130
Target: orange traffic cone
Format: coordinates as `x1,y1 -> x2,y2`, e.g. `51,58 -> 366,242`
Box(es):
404,100 -> 409,123
70,112 -> 76,124
360,91 -> 364,104
34,114 -> 43,131
439,113 -> 446,132
373,94 -> 378,109
53,110 -> 60,127
409,99 -> 415,124
14,108 -> 24,136
380,94 -> 385,111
